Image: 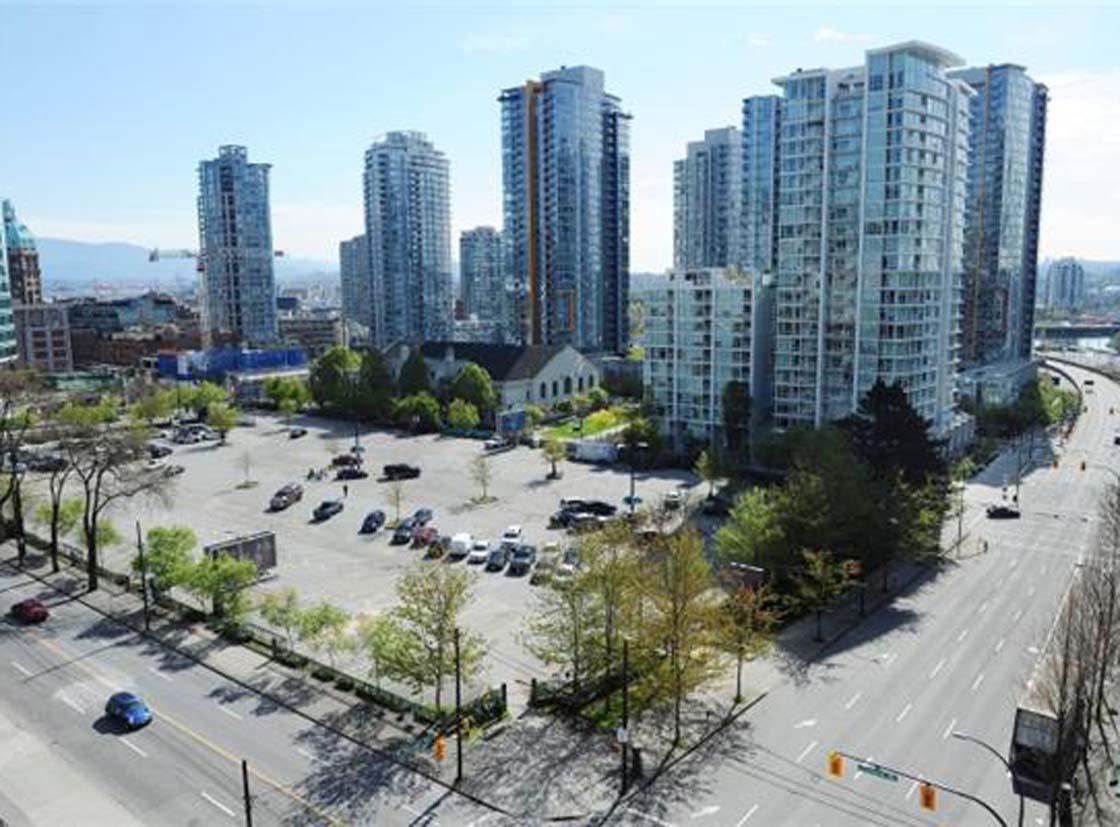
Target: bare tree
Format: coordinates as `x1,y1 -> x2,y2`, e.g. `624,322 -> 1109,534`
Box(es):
0,373 -> 41,566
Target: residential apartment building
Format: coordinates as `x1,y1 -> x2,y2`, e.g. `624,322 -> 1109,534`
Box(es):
14,304 -> 72,373
362,131 -> 453,348
1043,257 -> 1085,311
768,41 -> 971,437
197,145 -> 278,347
339,234 -> 372,332
500,65 -> 631,354
278,313 -> 342,359
2,200 -> 42,304
949,63 -> 1047,367
459,226 -> 505,334
673,127 -> 741,269
640,268 -> 773,451
741,96 -> 782,275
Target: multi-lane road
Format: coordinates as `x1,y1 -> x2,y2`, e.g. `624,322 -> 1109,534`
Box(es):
0,567 -> 506,826
615,363 -> 1116,827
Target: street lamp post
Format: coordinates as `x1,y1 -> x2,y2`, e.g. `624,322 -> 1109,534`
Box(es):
345,367 -> 361,454
628,441 -> 649,515
951,730 -> 1024,827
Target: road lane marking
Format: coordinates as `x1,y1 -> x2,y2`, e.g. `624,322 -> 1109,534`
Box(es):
845,691 -> 862,710
793,719 -> 817,729
972,673 -> 985,692
1013,608 -> 1024,623
736,804 -> 759,825
10,660 -> 31,677
147,667 -> 172,682
217,706 -> 243,721
995,638 -> 1006,654
690,805 -> 720,818
1028,586 -> 1037,598
906,781 -> 918,800
120,738 -> 148,758
930,658 -> 946,679
896,703 -> 913,724
623,810 -> 674,827
957,629 -> 969,643
58,694 -> 86,715
943,718 -> 957,739
200,791 -> 235,818
796,741 -> 818,764
978,601 -> 990,615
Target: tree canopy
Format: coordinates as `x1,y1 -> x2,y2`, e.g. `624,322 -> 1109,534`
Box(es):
450,363 -> 496,418
840,379 -> 944,486
308,346 -> 361,410
398,349 -> 432,397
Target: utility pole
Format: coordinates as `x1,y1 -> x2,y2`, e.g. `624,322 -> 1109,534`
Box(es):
454,626 -> 463,785
135,520 -> 150,632
241,759 -> 253,827
620,638 -> 630,795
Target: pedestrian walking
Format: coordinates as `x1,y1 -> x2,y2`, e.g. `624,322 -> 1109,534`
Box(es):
343,484 -> 349,498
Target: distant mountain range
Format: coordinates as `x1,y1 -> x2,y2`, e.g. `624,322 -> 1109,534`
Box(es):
36,238 -> 335,290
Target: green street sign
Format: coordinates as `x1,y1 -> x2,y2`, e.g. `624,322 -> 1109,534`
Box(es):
858,763 -> 900,783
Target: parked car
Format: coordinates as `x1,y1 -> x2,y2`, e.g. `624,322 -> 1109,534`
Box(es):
25,452 -> 66,472
162,464 -> 186,478
531,544 -> 558,585
383,463 -> 421,480
570,513 -> 609,534
289,427 -> 308,439
449,533 -> 473,559
558,498 -> 588,512
557,548 -> 580,579
582,500 -> 617,517
508,544 -> 537,575
146,443 -> 173,460
702,494 -> 732,516
313,499 -> 344,522
359,510 -> 386,534
412,508 -> 434,525
467,539 -> 491,564
270,483 -> 304,511
336,467 -> 369,481
483,436 -> 510,451
412,525 -> 439,547
9,598 -> 48,624
392,518 -> 417,545
486,545 -> 509,572
664,491 -> 683,510
332,454 -> 363,468
987,504 -> 1021,519
105,692 -> 152,729
501,525 -> 523,546
172,430 -> 202,445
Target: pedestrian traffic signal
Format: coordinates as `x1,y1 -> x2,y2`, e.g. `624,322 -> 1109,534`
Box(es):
919,783 -> 937,811
827,750 -> 844,778
434,733 -> 447,762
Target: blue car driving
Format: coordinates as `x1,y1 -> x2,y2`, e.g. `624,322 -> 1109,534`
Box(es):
105,691 -> 152,729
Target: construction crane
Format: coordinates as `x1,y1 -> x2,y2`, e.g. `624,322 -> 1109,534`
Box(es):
148,248 -> 285,262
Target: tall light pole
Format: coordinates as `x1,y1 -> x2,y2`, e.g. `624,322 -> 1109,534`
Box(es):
951,730 -> 1024,827
345,365 -> 361,454
628,441 -> 649,514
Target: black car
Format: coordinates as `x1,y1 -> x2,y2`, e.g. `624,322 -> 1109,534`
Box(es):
26,453 -> 66,472
313,499 -> 344,521
412,508 -> 434,525
986,504 -> 1021,519
289,427 -> 308,439
508,544 -> 537,575
360,510 -> 386,533
147,443 -> 173,460
486,545 -> 508,572
582,500 -> 617,517
270,483 -> 304,511
392,518 -> 417,545
336,467 -> 370,481
383,463 -> 421,481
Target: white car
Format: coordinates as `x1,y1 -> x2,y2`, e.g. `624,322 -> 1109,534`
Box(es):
664,491 -> 683,509
467,540 -> 491,564
449,533 -> 473,559
501,525 -> 523,545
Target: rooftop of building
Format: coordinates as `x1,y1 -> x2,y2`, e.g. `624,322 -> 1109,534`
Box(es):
414,341 -> 573,382
2,200 -> 37,251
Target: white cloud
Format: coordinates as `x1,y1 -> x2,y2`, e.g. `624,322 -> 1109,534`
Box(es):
460,30 -> 534,56
745,32 -> 769,48
813,26 -> 873,44
1036,71 -> 1120,260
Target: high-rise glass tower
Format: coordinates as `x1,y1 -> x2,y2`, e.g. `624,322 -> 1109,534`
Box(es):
197,145 -> 278,347
673,127 -> 741,269
499,65 -> 631,353
0,208 -> 16,364
770,42 -> 972,435
459,227 -> 505,329
363,131 -> 453,347
948,64 -> 1047,366
339,234 -> 372,332
741,96 -> 782,275
2,200 -> 43,305
1044,257 -> 1085,310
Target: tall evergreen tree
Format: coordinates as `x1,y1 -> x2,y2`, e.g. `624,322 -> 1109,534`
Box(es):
840,380 -> 945,486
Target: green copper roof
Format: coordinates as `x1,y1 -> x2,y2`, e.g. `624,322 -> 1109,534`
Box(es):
2,200 -> 37,251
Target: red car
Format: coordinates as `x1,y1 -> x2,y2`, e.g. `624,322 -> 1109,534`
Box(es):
411,526 -> 439,548
10,598 -> 48,624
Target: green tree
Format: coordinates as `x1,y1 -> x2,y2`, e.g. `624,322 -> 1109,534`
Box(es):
391,566 -> 486,712
722,380 -> 751,457
259,588 -> 303,651
398,348 -> 431,397
542,438 -> 566,479
718,585 -> 781,703
694,449 -> 720,498
523,576 -> 595,690
450,363 -> 497,418
264,376 -> 312,410
447,398 -> 481,431
184,553 -> 257,624
298,602 -> 353,669
355,612 -> 409,688
130,389 -> 174,427
206,402 -> 238,445
840,379 -> 945,486
622,416 -> 663,463
716,488 -> 787,571
637,529 -> 726,743
394,393 -> 441,432
34,497 -> 83,573
190,382 -> 228,418
134,525 -> 196,593
356,349 -> 395,421
308,346 -> 360,411
525,405 -> 545,429
470,453 -> 493,501
791,549 -> 850,642
586,386 -> 609,411
278,397 -> 299,426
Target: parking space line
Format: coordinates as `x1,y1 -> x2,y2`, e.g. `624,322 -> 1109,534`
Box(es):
217,706 -> 243,721
200,791 -> 235,818
623,809 -> 674,827
10,660 -> 31,677
736,804 -> 759,825
795,740 -> 818,764
895,703 -> 912,724
148,667 -> 173,682
972,673 -> 985,692
845,691 -> 861,710
58,694 -> 86,715
120,738 -> 148,758
929,658 -> 946,679
943,718 -> 957,739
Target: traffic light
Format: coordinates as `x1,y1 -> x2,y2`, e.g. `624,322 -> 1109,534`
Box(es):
919,783 -> 937,811
433,733 -> 447,762
827,750 -> 844,778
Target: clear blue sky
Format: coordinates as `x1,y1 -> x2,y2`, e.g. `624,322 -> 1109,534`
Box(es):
3,1 -> 1118,271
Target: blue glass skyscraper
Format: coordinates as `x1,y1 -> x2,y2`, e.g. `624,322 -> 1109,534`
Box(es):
741,96 -> 781,275
673,127 -> 741,269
